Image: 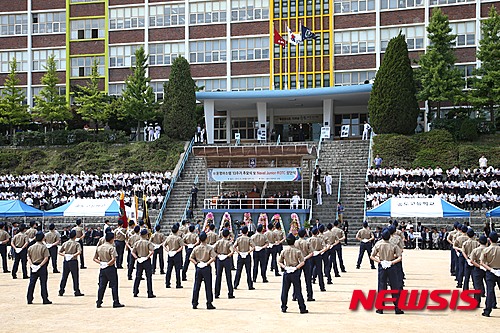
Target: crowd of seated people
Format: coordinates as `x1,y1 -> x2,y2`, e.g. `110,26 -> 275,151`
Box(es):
0,171 -> 171,210
365,166 -> 500,210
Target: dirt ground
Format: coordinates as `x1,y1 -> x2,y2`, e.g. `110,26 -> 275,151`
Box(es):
0,246 -> 497,333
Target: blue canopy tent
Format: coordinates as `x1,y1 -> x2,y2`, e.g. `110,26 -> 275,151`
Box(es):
486,206 -> 500,218
0,200 -> 44,217
44,199 -> 120,217
366,197 -> 470,218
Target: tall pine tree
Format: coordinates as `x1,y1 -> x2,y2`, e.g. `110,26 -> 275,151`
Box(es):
0,58 -> 30,136
471,6 -> 500,129
32,54 -> 71,130
416,7 -> 464,119
121,47 -> 157,141
162,56 -> 197,140
368,33 -> 419,134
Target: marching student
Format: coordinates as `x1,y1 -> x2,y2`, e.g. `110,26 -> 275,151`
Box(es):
11,223 -> 29,279
470,235 -> 488,307
213,229 -> 235,299
182,225 -> 198,281
295,228 -> 315,302
27,232 -> 51,305
132,229 -> 155,298
189,232 -> 216,310
251,224 -> 269,283
126,225 -> 141,280
165,224 -> 184,289
45,223 -> 61,273
151,225 -> 166,275
480,232 -> 500,317
72,220 -> 86,269
0,222 -> 11,273
233,226 -> 255,290
113,220 -> 127,269
58,230 -> 84,297
308,227 -> 327,292
356,221 -> 375,269
94,232 -> 124,308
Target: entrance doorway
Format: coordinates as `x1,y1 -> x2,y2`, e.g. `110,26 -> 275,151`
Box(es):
275,123 -> 311,142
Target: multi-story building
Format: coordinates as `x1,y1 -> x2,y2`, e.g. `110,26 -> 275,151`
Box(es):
0,0 -> 499,140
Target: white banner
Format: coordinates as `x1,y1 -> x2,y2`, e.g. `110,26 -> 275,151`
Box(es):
64,199 -> 116,217
207,168 -> 302,182
390,197 -> 442,217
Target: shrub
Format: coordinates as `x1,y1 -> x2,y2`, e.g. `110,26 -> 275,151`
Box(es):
0,151 -> 21,169
373,134 -> 418,168
457,119 -> 478,141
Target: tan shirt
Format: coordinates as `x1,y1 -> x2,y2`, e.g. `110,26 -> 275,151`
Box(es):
165,234 -> 184,251
295,238 -> 312,257
183,232 -> 198,245
94,242 -> 118,262
59,239 -> 81,255
72,226 -> 84,238
128,234 -> 141,248
251,233 -> 268,247
0,229 -> 11,242
214,238 -> 233,255
371,240 -> 401,261
132,239 -> 154,257
12,232 -> 29,248
454,234 -> 469,249
447,230 -> 457,243
356,228 -> 374,240
151,231 -> 166,245
45,231 -> 60,244
190,243 -> 216,263
278,246 -> 304,267
97,237 -> 106,247
462,238 -> 480,257
470,245 -> 486,263
26,228 -> 37,240
265,230 -> 275,243
179,225 -> 188,236
28,242 -> 49,264
273,230 -> 285,244
234,235 -> 254,252
322,230 -> 338,245
480,243 -> 500,268
308,235 -> 326,251
332,227 -> 345,240
114,227 -> 127,241
207,231 -> 218,245
389,235 -> 404,250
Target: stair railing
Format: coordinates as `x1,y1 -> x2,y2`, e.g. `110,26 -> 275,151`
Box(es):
363,131 -> 375,219
155,137 -> 195,227
181,174 -> 199,221
336,172 -> 342,220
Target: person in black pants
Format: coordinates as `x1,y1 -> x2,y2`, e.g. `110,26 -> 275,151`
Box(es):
44,223 -> 60,273
0,222 -> 11,273
191,184 -> 199,209
11,223 -> 29,279
72,220 -> 86,269
182,225 -> 198,280
27,232 -> 51,305
356,221 -> 375,269
233,226 -> 255,290
151,225 -> 165,274
58,230 -> 84,297
94,232 -> 124,308
165,224 -> 184,289
189,232 -> 216,310
251,224 -> 269,283
295,228 -> 314,302
113,220 -> 127,269
132,229 -> 155,298
308,227 -> 326,292
214,229 -> 235,299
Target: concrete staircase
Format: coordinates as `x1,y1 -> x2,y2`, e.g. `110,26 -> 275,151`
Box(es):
312,140 -> 370,243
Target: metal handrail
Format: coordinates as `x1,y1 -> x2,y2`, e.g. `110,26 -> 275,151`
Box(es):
363,131 -> 374,219
181,174 -> 199,221
155,137 -> 195,227
203,198 -> 313,211
336,172 -> 342,220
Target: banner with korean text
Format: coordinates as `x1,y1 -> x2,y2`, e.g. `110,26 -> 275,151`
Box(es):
207,168 -> 302,182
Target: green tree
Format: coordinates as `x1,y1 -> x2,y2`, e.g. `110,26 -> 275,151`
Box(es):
74,60 -> 108,133
0,58 -> 30,136
32,54 -> 71,130
470,6 -> 500,129
162,56 -> 197,140
416,7 -> 464,119
368,33 -> 419,134
121,47 -> 157,141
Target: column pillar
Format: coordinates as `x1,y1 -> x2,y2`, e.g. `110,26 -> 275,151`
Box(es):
205,100 -> 215,144
257,102 -> 267,141
323,99 -> 333,139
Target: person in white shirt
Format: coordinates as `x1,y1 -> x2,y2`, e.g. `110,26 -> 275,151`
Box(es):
362,121 -> 371,140
479,155 -> 487,169
324,172 -> 332,196
316,183 -> 322,206
290,191 -> 300,209
154,123 -> 161,140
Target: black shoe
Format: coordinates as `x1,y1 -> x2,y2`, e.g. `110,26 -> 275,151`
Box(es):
43,300 -> 52,305
371,267 -> 376,270
252,279 -> 256,283
207,304 -> 216,310
234,286 -> 238,290
81,267 -> 87,269
166,285 -> 171,288
140,277 -> 145,280
75,293 -> 84,297
176,285 -> 183,289
275,273 -> 281,276
160,271 -> 165,275
113,303 -> 125,308
12,275 -> 17,279
228,295 -> 235,299
215,295 -> 220,299
292,297 -> 297,301
53,270 -> 60,274
376,309 -> 383,314
263,279 -> 269,283
148,295 -> 156,298
356,266 -> 360,269
341,270 -> 347,273
58,291 -> 64,296
96,303 -> 102,308
281,309 -> 287,313
3,270 -> 10,273
249,287 -> 255,290
133,294 -> 138,297
27,300 -> 33,304
307,298 -> 315,302
300,309 -> 309,314
23,276 -> 29,279
327,281 -> 333,285
320,289 -> 326,292
117,266 -> 123,269
456,284 -> 462,288
395,309 -> 404,315
482,311 -> 490,317
128,277 -> 132,281
335,274 -> 341,278
182,278 -> 187,281
193,305 -> 198,309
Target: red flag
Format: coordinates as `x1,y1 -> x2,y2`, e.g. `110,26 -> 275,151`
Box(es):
274,28 -> 287,48
119,192 -> 128,228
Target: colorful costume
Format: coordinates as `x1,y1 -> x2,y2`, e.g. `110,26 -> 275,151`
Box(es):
289,213 -> 300,236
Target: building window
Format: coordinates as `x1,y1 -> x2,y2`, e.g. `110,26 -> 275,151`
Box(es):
149,43 -> 185,66
189,40 -> 227,63
32,86 -> 65,106
334,0 -> 375,13
450,21 -> 475,47
0,14 -> 28,36
70,19 -> 105,40
214,117 -> 227,141
381,0 -> 424,9
110,7 -> 145,30
381,26 -> 424,51
70,56 -> 105,77
231,0 -> 270,21
334,113 -> 368,137
32,49 -> 66,71
0,51 -> 29,72
231,76 -> 270,91
150,81 -> 166,101
334,70 -> 376,86
196,78 -> 227,91
32,12 -> 66,34
334,29 -> 376,55
429,0 -> 474,5
109,45 -> 139,68
231,37 -> 269,61
456,64 -> 475,90
108,83 -> 125,96
149,4 -> 186,27
189,1 -> 227,25
231,117 -> 257,140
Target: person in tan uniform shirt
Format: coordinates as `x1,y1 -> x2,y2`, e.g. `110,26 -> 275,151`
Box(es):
207,224 -> 218,246
469,235 -> 488,307
480,231 -> 500,317
132,229 -> 155,298
271,223 -> 285,277
113,220 -> 127,269
165,224 -> 184,289
331,221 -> 346,273
356,221 -> 375,269
11,223 -> 29,279
264,223 -> 275,272
58,230 -> 83,297
251,224 -> 269,283
72,220 -> 86,269
182,225 -> 199,281
461,228 -> 480,291
308,227 -> 327,291
179,220 -> 189,237
447,222 -> 460,276
0,222 -> 11,273
127,225 -> 142,280
214,229 -> 235,299
25,221 -> 38,246
370,229 -> 403,315
45,223 -> 61,273
453,225 -> 469,288
278,234 -> 308,314
94,232 -> 124,308
320,224 -> 338,283
189,232 -> 216,309
234,226 -> 255,290
151,225 -> 166,275
27,232 -> 51,305
388,225 -> 405,288
295,228 -> 314,302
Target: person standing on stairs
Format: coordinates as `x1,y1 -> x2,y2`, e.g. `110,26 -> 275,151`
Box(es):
316,183 -> 322,206
191,184 -> 199,209
324,172 -> 332,196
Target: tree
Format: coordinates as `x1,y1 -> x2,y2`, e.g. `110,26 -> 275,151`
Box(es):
162,56 -> 197,140
0,58 -> 30,136
74,60 -> 109,133
416,7 -> 464,119
470,6 -> 500,129
368,33 -> 419,134
121,47 -> 157,141
32,54 -> 71,130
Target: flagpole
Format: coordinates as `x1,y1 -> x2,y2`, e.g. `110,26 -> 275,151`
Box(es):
284,22 -> 288,90
297,21 -> 301,89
